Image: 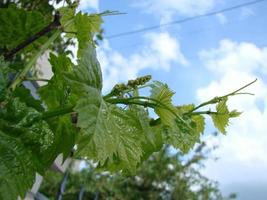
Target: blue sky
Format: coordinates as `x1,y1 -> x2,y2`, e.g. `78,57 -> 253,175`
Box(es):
76,0 -> 267,199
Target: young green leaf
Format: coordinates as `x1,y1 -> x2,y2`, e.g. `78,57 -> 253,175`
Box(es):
75,12 -> 103,55
38,53 -> 73,110
150,81 -> 177,127
59,7 -> 76,38
160,104 -> 205,152
176,104 -> 195,114
64,45 -> 103,93
192,115 -> 205,135
229,110 -> 242,118
59,7 -> 103,55
127,106 -> 163,161
211,98 -> 230,134
176,104 -> 205,135
161,116 -> 203,153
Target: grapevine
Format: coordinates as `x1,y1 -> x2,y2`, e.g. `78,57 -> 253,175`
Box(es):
0,1 -> 255,199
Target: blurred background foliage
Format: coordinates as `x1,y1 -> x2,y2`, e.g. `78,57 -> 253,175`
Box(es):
40,142 -> 236,200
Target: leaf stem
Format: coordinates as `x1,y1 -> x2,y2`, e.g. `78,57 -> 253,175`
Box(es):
103,84 -> 151,100
228,79 -> 257,95
24,77 -> 50,82
106,96 -> 176,116
42,105 -> 74,120
8,30 -> 61,91
190,79 -> 257,113
189,111 -> 218,116
63,31 -> 77,35
123,84 -> 152,94
106,98 -> 157,108
128,96 -> 179,117
106,96 -> 192,130
3,12 -> 61,60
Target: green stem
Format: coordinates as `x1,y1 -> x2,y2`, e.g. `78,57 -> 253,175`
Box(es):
190,98 -> 219,113
63,31 -> 77,35
107,96 -> 176,116
123,84 -> 152,94
42,105 -> 74,120
4,12 -> 61,60
188,111 -> 218,116
107,96 -> 192,130
234,92 -> 254,96
24,77 -> 50,82
190,79 -> 257,112
106,98 -> 157,108
103,84 -> 152,100
227,79 -> 257,95
128,96 -> 179,117
9,30 -> 61,91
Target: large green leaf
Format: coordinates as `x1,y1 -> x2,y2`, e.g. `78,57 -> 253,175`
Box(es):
75,91 -> 144,173
104,106 -> 164,170
0,57 -> 11,101
64,45 -> 102,92
0,5 -> 46,50
162,104 -> 205,153
149,83 -> 203,152
0,131 -> 39,200
59,7 -> 103,55
38,53 -> 73,110
14,86 -> 44,112
128,106 -> 163,161
64,44 -> 162,172
37,53 -> 77,161
48,116 -> 77,160
162,124 -> 198,153
0,98 -> 55,165
0,98 -> 56,199
37,53 -> 78,159
59,7 -> 76,38
75,12 -> 102,55
176,104 -> 205,136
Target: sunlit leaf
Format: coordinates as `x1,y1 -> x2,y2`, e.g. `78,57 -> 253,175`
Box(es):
150,81 -> 177,127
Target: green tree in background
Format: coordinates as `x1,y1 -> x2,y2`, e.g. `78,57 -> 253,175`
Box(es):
40,143 -> 236,200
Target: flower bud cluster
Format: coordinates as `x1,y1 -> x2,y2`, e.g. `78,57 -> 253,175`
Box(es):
127,75 -> 151,88
111,75 -> 152,96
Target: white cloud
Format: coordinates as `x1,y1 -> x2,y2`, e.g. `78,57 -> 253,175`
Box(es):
78,0 -> 99,12
199,39 -> 267,75
196,39 -> 267,191
97,32 -> 188,92
134,0 -> 219,23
